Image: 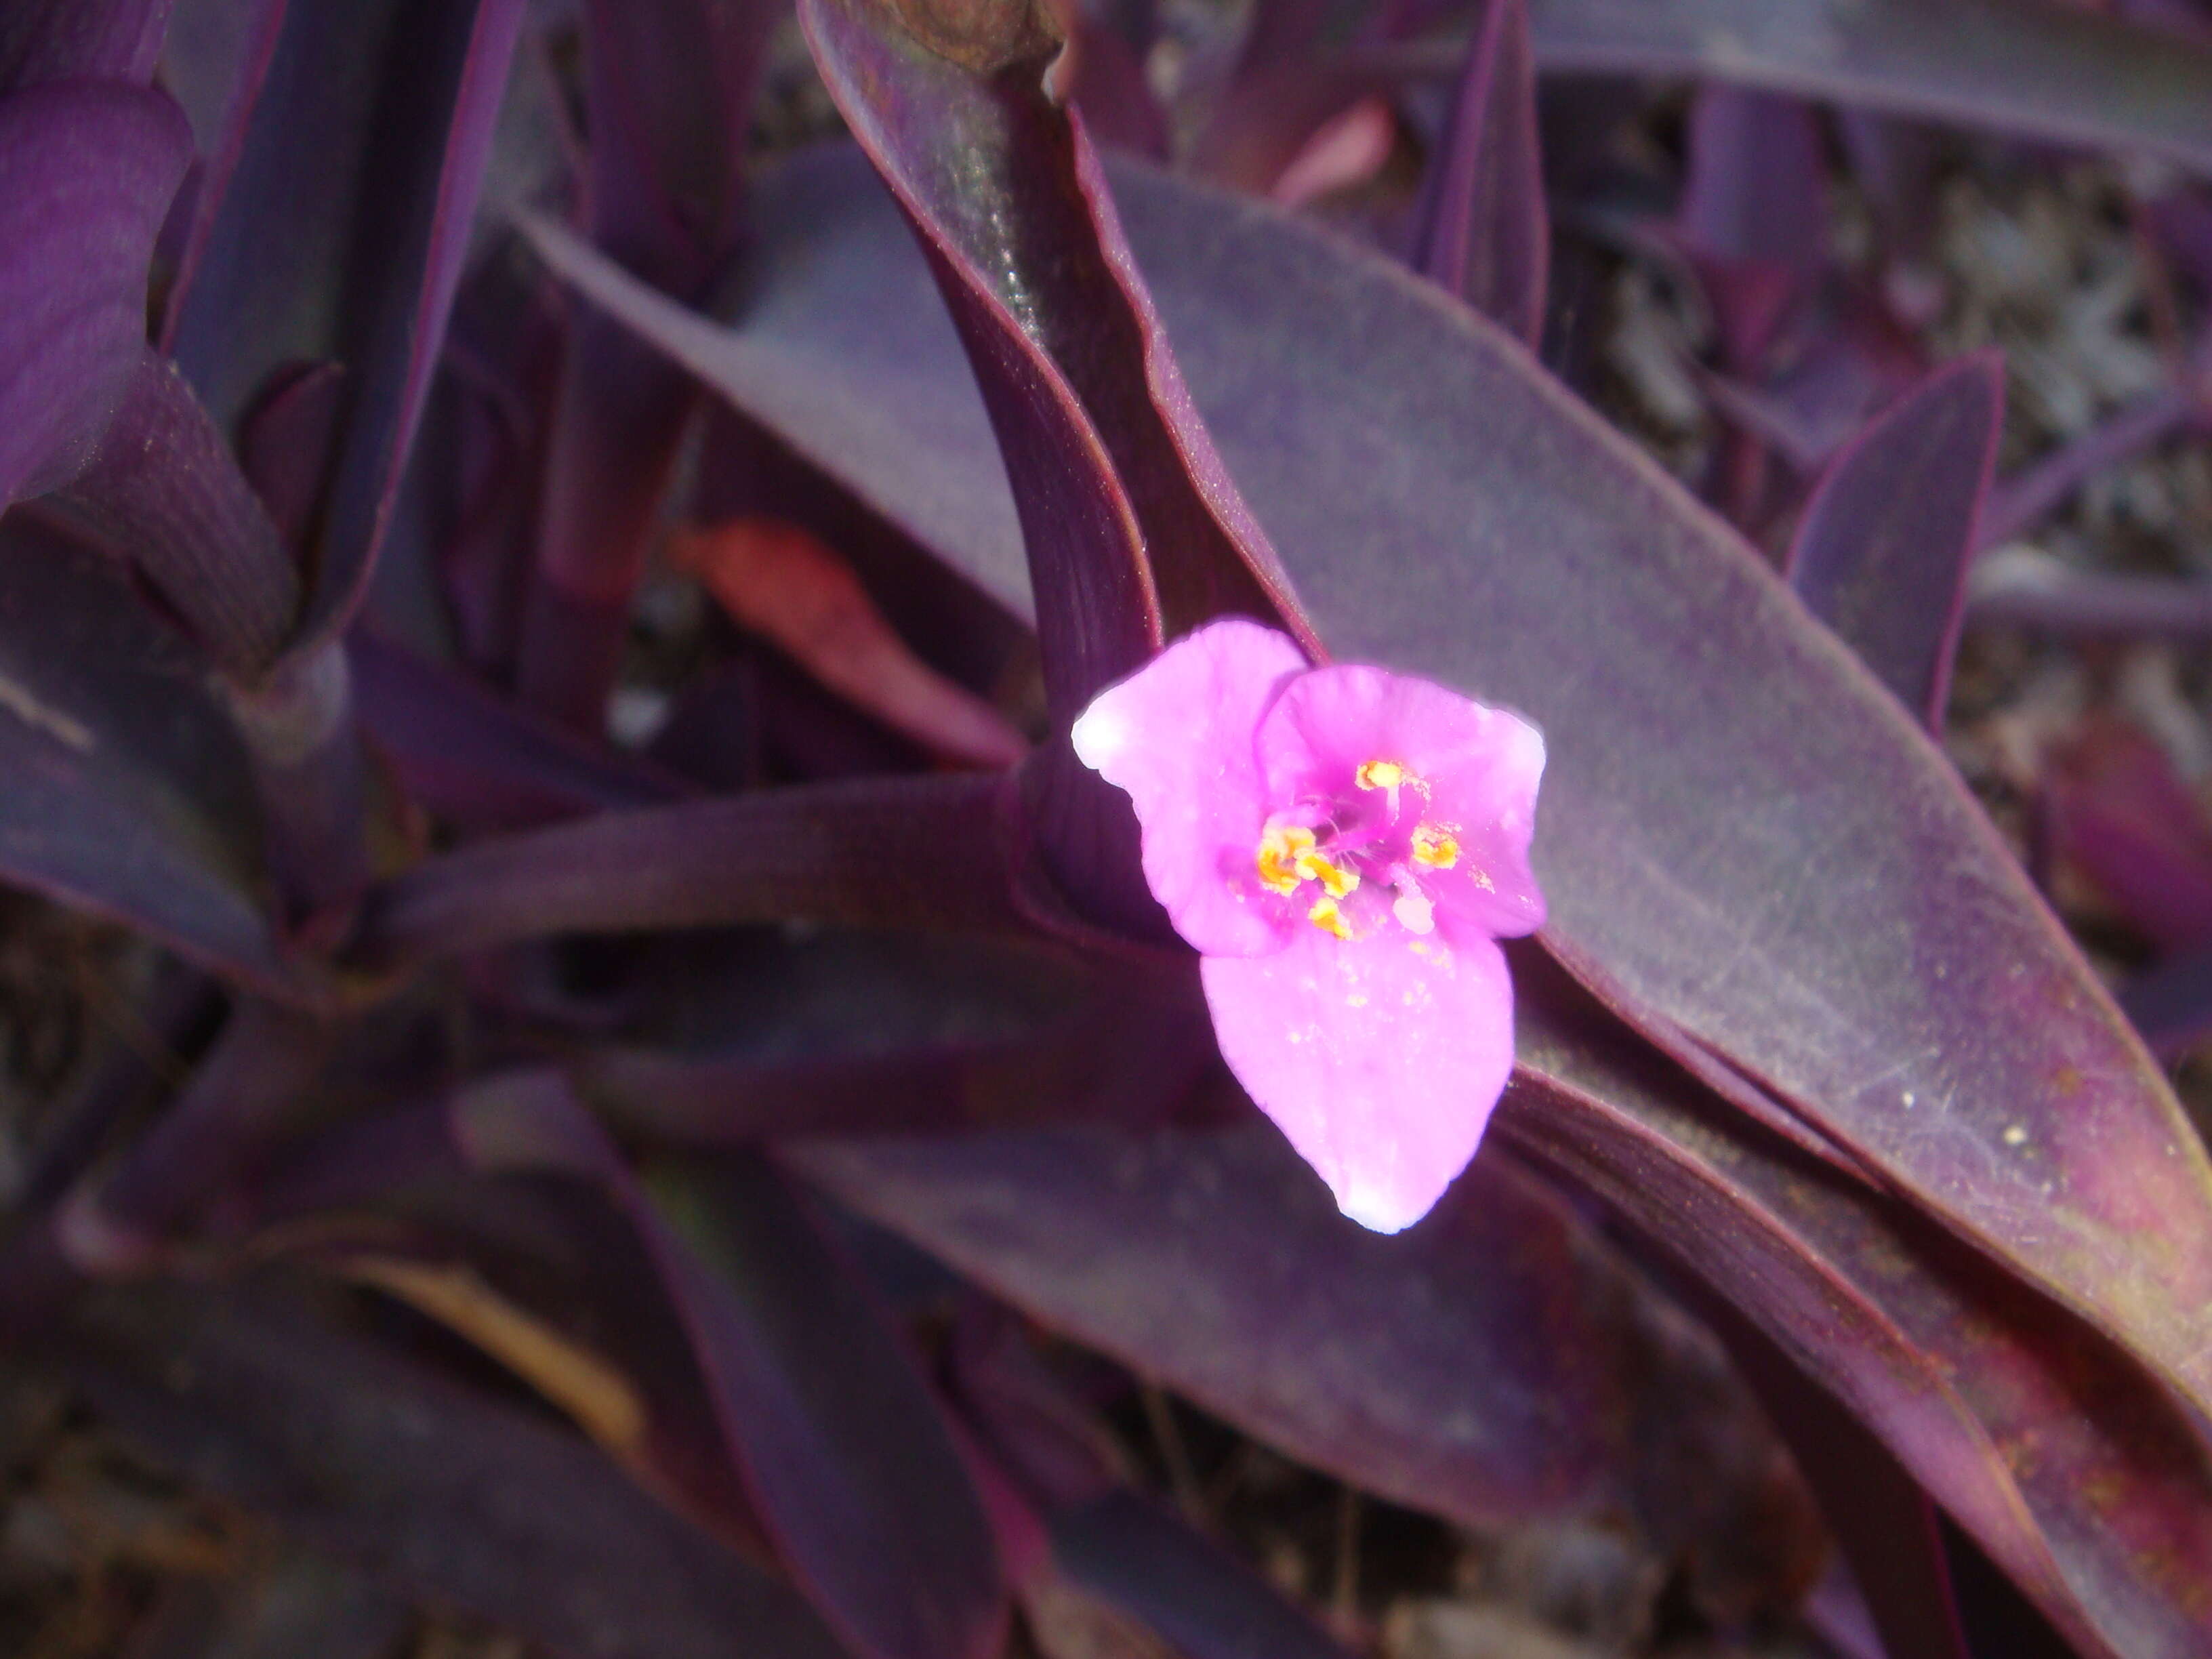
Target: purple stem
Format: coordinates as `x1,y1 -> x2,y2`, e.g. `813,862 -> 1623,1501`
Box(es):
224,639 -> 375,933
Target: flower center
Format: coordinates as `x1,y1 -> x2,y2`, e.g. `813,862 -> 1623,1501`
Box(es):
1251,758 -> 1465,940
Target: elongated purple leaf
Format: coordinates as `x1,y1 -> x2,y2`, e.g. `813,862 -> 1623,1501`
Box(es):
649,1157 -> 1009,1659
0,81 -> 190,508
1407,0 -> 1547,348
1980,382 -> 2205,550
548,145 -> 2212,1429
1968,553 -> 2212,639
1050,1494 -> 1351,1659
262,1069 -> 1011,1659
1057,14 -> 1168,161
517,0 -> 783,726
1786,353 -> 2004,730
59,1277 -> 853,1659
1679,87 -> 1827,274
581,960 -> 1212,1145
2121,940 -> 2212,1055
1506,960 -> 2212,1659
356,772 -> 1038,963
352,629 -> 690,832
514,204 -> 1028,630
791,1124 -> 1816,1608
0,518 -> 306,1000
251,1099 -> 780,1560
1677,87 -> 1826,367
464,1075 -> 1008,1659
1518,0 -> 2212,177
165,0 -> 525,654
1704,1304 -> 1970,1659
0,0 -> 171,88
41,348 -> 300,676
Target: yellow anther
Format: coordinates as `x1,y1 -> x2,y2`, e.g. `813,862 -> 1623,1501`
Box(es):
1410,823 -> 1460,869
1307,896 -> 1356,939
1294,847 -> 1359,899
1355,760 -> 1405,792
1256,823 -> 1317,895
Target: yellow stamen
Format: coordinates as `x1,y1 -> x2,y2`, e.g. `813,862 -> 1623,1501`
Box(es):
1307,896 -> 1356,939
1410,823 -> 1460,869
1355,759 -> 1405,792
1294,847 -> 1359,899
1256,823 -> 1317,895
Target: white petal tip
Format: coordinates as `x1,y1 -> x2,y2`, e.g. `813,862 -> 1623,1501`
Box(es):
1333,1178 -> 1430,1235
1069,700 -> 1128,772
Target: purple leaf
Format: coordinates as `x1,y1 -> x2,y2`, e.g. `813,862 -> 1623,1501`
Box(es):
261,1071 -> 1012,1659
1519,0 -> 2212,177
356,772 -> 1036,964
251,1099 -> 783,1560
351,629 -> 690,832
92,997 -> 331,1239
2119,939 -> 2212,1056
165,0 -> 525,654
2044,714 -> 2212,954
1406,0 -> 1547,348
516,0 -> 783,726
0,81 -> 190,509
1967,554 -> 2212,639
1980,380 -> 2206,550
1837,112 -> 1944,266
1049,1494 -> 1351,1659
514,203 -> 1030,637
237,358 -> 346,552
1507,963 -> 2212,1659
791,1124 -> 1818,1606
1677,88 -> 1827,369
1679,88 -> 1828,274
1188,59 -> 1387,200
648,1157 -> 1010,1659
581,958 -> 1212,1147
1703,1303 -> 1971,1659
60,1276 -> 853,1659
0,0 -> 171,88
21,962 -> 216,1210
39,347 -> 300,677
1785,352 -> 2004,730
1056,14 -> 1169,161
0,518 -> 308,1000
1117,168 -> 2212,1427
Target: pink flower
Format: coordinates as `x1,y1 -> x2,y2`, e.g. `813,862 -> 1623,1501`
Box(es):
1071,619 -> 1546,1233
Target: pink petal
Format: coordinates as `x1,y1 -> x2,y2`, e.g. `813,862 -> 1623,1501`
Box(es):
1200,924 -> 1515,1233
1071,619 -> 1310,956
1258,665 -> 1547,937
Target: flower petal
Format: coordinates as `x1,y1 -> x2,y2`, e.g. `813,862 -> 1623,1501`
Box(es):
1258,665 -> 1546,937
1072,617 -> 1309,956
1201,924 -> 1514,1233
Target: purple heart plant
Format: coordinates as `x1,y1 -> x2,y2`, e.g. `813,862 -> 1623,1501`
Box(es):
1,0 -> 2211,1655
